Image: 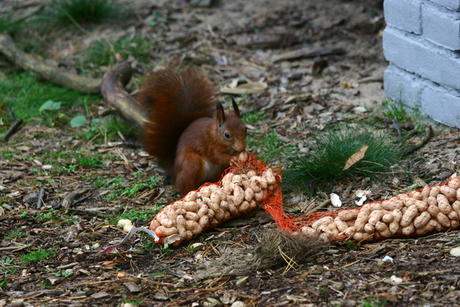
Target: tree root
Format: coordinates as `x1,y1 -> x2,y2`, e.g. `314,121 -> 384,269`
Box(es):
0,34 -> 100,94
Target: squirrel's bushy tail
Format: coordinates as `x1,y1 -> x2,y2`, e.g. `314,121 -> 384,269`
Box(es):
137,68 -> 216,174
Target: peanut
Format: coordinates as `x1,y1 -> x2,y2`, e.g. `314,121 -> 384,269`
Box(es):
448,178 -> 460,189
244,187 -> 255,201
368,210 -> 385,225
150,219 -> 160,229
413,211 -> 431,229
382,213 -> 394,223
401,225 -> 415,236
375,222 -> 392,238
440,185 -> 457,202
176,215 -> 186,227
338,210 -> 359,221
364,223 -> 375,234
184,191 -> 198,202
156,226 -> 178,236
311,216 -> 334,230
427,204 -> 440,218
452,201 -> 460,216
421,186 -> 431,199
401,205 -> 418,227
334,217 -> 348,232
354,207 -> 371,231
436,212 -> 451,228
185,212 -> 199,221
429,187 -> 440,197
301,226 -> 318,238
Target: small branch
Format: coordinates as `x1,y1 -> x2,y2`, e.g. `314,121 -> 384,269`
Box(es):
403,126 -> 433,156
3,118 -> 23,142
101,61 -> 149,127
0,34 -> 100,94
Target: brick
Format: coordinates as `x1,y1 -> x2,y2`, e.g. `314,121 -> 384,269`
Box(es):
383,27 -> 460,91
421,84 -> 460,128
384,65 -> 425,108
429,0 -> 460,11
423,2 -> 460,50
384,0 -> 422,34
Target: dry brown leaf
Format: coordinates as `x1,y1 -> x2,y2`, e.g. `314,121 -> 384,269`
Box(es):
343,145 -> 368,170
220,81 -> 268,95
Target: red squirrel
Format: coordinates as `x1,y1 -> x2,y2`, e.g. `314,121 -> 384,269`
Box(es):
135,67 -> 247,195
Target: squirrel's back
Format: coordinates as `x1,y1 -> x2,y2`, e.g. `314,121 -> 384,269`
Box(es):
136,68 -> 216,174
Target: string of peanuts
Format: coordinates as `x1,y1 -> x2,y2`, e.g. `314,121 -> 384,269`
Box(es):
148,151 -> 460,247
149,152 -> 278,246
299,176 -> 460,242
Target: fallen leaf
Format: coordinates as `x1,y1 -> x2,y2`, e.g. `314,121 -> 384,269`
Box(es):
220,82 -> 267,95
343,145 -> 368,170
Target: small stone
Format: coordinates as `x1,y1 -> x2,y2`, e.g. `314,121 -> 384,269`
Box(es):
91,292 -> 110,299
231,302 -> 246,307
390,275 -> 403,285
332,281 -> 344,291
124,282 -> 140,293
449,246 -> 460,257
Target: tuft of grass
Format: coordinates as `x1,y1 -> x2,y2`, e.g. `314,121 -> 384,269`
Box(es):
4,229 -> 27,241
382,99 -> 426,131
0,15 -> 22,34
20,249 -> 57,264
39,0 -> 123,27
247,131 -> 297,162
284,129 -> 403,190
82,36 -> 154,68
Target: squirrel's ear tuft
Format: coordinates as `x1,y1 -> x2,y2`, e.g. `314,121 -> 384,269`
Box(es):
231,98 -> 241,118
216,103 -> 225,126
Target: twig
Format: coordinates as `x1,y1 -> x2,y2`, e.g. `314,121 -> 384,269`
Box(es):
3,118 -> 23,142
403,126 -> 433,156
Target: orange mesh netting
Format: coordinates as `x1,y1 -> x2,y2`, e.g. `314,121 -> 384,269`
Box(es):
105,153 -> 460,251
149,153 -> 460,245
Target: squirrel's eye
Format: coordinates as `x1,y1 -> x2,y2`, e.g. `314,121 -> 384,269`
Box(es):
224,131 -> 231,139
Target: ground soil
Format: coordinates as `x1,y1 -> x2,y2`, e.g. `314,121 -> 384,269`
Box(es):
1,0 -> 460,306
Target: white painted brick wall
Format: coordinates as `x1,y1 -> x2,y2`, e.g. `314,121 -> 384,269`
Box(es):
383,0 -> 460,128
423,1 -> 460,50
430,0 -> 460,11
384,0 -> 422,34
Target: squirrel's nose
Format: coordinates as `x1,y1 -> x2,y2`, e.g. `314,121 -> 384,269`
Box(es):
234,141 -> 246,152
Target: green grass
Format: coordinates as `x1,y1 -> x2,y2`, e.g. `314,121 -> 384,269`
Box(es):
39,0 -> 123,28
116,208 -> 162,223
247,131 -> 297,162
81,36 -> 154,68
0,72 -> 96,131
81,116 -> 137,142
243,111 -> 268,124
4,229 -> 27,241
20,249 -> 57,264
383,99 -> 411,123
93,174 -> 159,201
0,15 -> 23,34
382,99 -> 426,131
362,297 -> 386,307
284,129 -> 403,191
